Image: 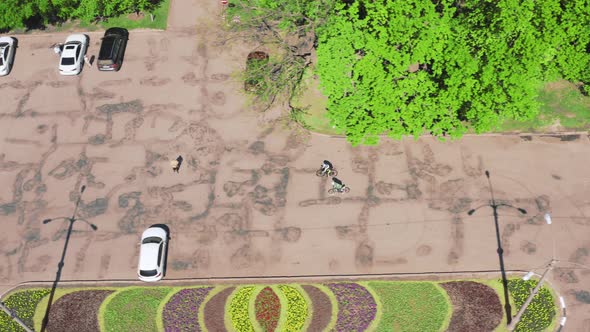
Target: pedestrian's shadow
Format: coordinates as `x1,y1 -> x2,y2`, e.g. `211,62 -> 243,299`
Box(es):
176,156 -> 183,172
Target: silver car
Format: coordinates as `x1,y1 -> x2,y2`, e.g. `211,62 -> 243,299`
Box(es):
59,34 -> 88,76
0,36 -> 16,76
138,226 -> 168,282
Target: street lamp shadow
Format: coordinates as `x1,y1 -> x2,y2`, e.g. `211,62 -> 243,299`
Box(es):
40,186 -> 97,332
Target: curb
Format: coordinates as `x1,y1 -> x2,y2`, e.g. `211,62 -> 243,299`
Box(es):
0,269 -> 554,298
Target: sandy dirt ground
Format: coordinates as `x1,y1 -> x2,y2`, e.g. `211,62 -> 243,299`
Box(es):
0,0 -> 589,330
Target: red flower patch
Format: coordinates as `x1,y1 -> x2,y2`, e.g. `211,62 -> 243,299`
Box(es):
254,287 -> 281,332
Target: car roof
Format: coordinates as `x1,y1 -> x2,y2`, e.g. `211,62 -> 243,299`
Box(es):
0,36 -> 13,44
62,44 -> 79,58
105,27 -> 128,37
65,34 -> 86,43
139,242 -> 161,270
142,226 -> 167,239
98,37 -> 116,58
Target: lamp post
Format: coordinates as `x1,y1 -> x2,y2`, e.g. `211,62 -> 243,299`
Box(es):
467,171 -> 527,325
40,185 -> 97,332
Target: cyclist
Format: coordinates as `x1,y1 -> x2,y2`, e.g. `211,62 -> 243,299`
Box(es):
332,177 -> 345,192
321,160 -> 333,175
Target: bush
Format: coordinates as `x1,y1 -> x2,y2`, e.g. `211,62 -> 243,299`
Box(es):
326,283 -> 377,331
278,285 -> 307,332
0,289 -> 50,332
507,279 -> 556,332
229,286 -> 255,332
254,286 -> 280,332
163,287 -> 213,331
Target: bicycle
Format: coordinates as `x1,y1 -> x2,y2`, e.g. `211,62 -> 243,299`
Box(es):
316,167 -> 338,177
328,185 -> 350,194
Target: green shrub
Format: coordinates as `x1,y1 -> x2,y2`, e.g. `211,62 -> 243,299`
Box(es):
508,279 -> 556,332
369,281 -> 449,332
102,287 -> 171,332
229,286 -> 255,332
0,289 -> 50,332
278,285 -> 307,331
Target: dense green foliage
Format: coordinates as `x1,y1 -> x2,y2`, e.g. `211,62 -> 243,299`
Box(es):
0,0 -> 162,30
102,287 -> 171,332
368,281 -> 449,332
508,279 -> 556,332
315,0 -> 590,144
0,289 -> 50,332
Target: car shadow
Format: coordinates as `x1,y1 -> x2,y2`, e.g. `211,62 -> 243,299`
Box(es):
10,37 -> 18,75
119,31 -> 129,71
149,223 -> 170,277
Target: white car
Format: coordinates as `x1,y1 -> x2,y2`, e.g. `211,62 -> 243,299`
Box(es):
0,36 -> 16,76
138,226 -> 168,282
59,34 -> 88,76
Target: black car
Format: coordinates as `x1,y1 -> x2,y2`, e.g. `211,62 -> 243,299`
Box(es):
97,27 -> 128,71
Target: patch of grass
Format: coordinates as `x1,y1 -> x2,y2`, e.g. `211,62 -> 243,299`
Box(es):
33,0 -> 169,33
101,287 -> 172,332
497,80 -> 590,133
291,67 -> 344,136
99,0 -> 170,31
368,281 -> 450,332
0,288 -> 50,332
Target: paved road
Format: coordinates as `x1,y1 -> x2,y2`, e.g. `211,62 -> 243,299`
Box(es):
0,0 -> 589,330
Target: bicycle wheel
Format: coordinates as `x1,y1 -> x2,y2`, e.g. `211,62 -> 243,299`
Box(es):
343,186 -> 350,193
316,169 -> 324,177
328,189 -> 335,194
329,169 -> 338,177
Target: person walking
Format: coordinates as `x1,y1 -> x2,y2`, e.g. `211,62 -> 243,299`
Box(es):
53,43 -> 63,56
170,159 -> 179,173
170,155 -> 183,173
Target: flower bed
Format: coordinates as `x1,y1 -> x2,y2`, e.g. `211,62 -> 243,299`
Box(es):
0,279 -> 558,332
45,290 -> 113,332
326,283 -> 377,331
278,285 -> 307,331
301,285 -> 332,331
101,287 -> 171,332
507,279 -> 556,332
368,281 -> 449,332
228,286 -> 256,332
162,287 -> 213,332
203,287 -> 235,332
254,286 -> 280,332
441,281 -> 502,332
0,288 -> 50,332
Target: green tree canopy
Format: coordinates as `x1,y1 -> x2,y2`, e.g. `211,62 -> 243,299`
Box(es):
315,0 -> 590,145
0,0 -> 162,30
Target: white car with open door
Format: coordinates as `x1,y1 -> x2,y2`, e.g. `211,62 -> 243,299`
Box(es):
138,226 -> 168,282
0,36 -> 16,76
59,34 -> 88,76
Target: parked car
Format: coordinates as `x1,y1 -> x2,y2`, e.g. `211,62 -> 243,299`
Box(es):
0,36 -> 16,76
59,34 -> 88,76
97,27 -> 128,71
138,226 -> 168,282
